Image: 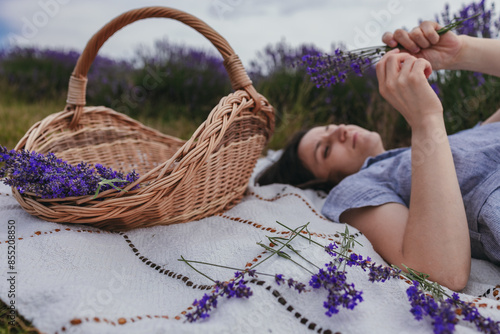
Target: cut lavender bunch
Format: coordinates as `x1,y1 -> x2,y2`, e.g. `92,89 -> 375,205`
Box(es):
0,146 -> 139,199
300,13 -> 481,88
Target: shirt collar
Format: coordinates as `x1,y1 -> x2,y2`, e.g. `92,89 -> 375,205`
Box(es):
361,147 -> 410,170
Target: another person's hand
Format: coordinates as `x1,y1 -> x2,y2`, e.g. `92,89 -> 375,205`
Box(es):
382,21 -> 463,71
376,49 -> 443,130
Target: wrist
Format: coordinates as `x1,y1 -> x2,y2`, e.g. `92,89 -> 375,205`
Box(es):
448,35 -> 473,71
410,113 -> 446,136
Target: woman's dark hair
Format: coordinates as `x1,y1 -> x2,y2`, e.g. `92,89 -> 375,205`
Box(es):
255,129 -> 336,192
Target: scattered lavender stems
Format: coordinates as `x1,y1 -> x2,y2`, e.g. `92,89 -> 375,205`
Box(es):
0,146 -> 139,199
182,227 -> 500,333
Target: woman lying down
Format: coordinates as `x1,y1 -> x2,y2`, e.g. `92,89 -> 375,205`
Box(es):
257,20 -> 500,291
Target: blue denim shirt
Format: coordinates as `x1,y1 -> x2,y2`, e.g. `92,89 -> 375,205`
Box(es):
321,122 -> 500,263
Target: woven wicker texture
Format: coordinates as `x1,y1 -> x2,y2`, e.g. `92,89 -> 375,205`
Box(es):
13,7 -> 274,231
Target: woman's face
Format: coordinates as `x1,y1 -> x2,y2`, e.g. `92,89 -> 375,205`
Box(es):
297,124 -> 385,183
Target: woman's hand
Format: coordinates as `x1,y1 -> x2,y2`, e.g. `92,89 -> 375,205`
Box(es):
376,49 -> 443,130
349,40 -> 470,292
382,21 -> 463,71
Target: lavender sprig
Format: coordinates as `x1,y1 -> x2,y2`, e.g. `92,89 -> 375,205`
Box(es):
274,274 -> 307,293
185,270 -> 254,323
406,281 -> 459,333
400,265 -> 500,334
0,146 -> 139,199
310,262 -> 363,316
343,252 -> 402,283
300,13 -> 481,88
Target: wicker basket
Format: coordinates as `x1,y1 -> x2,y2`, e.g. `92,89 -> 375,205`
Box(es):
12,7 -> 274,231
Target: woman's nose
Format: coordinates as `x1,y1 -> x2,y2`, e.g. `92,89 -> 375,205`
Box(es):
336,124 -> 347,142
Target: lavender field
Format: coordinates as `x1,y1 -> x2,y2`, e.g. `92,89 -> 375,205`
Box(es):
0,0 -> 499,152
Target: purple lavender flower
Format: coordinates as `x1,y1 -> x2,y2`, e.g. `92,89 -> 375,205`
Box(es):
300,12 -> 484,88
324,242 -> 339,256
439,0 -> 499,38
185,293 -> 218,322
346,253 -> 402,283
274,274 -> 306,293
246,269 -> 257,277
455,294 -> 500,334
0,146 -> 139,199
185,271 -> 253,322
275,273 -> 285,285
406,281 -> 500,334
323,243 -> 401,283
287,278 -> 307,293
300,48 -> 378,88
310,262 -> 363,316
216,278 -> 252,299
407,281 -> 458,334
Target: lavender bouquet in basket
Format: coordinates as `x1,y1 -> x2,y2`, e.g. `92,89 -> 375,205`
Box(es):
0,146 -> 139,199
299,13 -> 480,88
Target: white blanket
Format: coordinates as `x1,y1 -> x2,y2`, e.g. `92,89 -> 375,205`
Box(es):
0,154 -> 499,334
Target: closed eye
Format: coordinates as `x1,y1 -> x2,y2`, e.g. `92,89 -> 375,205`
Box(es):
323,145 -> 329,159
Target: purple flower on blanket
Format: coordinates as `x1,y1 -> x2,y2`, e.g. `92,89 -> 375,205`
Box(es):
406,280 -> 500,334
324,242 -> 339,256
275,273 -> 285,285
324,243 -> 401,283
346,253 -> 402,283
310,262 -> 363,316
458,296 -> 500,333
185,271 -> 253,322
181,221 -> 499,332
407,281 -> 458,333
275,274 -> 307,293
0,146 -> 139,199
216,276 -> 253,299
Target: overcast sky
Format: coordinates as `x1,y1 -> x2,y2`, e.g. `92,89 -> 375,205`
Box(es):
0,0 -> 473,66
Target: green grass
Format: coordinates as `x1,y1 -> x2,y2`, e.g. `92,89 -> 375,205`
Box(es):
0,99 -> 207,150
0,100 -> 65,149
0,302 -> 39,334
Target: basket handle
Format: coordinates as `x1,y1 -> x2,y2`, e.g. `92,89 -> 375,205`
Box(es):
65,6 -> 262,129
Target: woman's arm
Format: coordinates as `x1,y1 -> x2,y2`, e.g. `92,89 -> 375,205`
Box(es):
451,35 -> 500,77
342,50 -> 470,291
